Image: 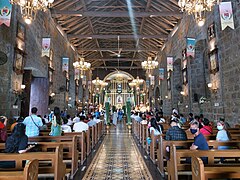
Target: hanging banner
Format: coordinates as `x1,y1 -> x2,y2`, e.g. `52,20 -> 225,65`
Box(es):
74,69 -> 80,80
219,2 -> 234,30
42,38 -> 51,57
150,76 -> 155,86
88,80 -> 92,90
167,57 -> 173,71
0,0 -> 12,27
186,38 -> 196,58
159,68 -> 164,80
146,80 -> 150,88
82,75 -> 86,86
62,57 -> 69,72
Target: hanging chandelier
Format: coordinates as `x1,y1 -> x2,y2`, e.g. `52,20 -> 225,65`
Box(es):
92,77 -> 104,86
10,0 -> 54,24
132,76 -> 144,85
178,0 -> 220,26
73,57 -> 91,78
141,57 -> 158,75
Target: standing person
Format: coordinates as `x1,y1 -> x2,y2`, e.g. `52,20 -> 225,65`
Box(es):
112,110 -> 118,128
50,107 -> 62,136
23,107 -> 43,137
118,109 -> 123,121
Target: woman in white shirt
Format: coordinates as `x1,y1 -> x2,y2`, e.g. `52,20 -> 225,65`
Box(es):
149,118 -> 162,136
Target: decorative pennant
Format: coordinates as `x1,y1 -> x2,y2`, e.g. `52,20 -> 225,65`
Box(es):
62,57 -> 69,72
159,68 -> 164,80
150,76 -> 155,86
167,57 -> 173,71
146,80 -> 150,88
0,0 -> 12,27
42,38 -> 51,57
219,2 -> 234,30
74,69 -> 80,80
88,80 -> 92,90
186,38 -> 196,58
82,75 -> 86,86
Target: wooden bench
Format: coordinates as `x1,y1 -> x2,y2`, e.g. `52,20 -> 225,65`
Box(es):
192,156 -> 240,180
0,145 -> 66,180
58,132 -> 86,164
168,144 -> 240,180
29,136 -> 79,178
0,159 -> 38,180
158,138 -> 240,177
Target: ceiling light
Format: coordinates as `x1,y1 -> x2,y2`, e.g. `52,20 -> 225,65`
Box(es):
178,0 -> 220,25
10,0 -> 54,24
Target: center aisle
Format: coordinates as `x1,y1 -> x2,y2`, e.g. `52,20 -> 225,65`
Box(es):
82,123 -> 153,180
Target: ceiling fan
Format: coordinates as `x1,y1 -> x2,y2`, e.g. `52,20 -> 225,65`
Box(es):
107,36 -> 122,57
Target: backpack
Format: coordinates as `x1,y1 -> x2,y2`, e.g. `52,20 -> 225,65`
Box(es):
0,128 -> 7,142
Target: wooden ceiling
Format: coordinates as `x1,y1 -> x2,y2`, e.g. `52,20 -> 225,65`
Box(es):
51,0 -> 182,69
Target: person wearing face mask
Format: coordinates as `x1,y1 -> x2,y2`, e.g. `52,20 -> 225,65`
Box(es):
216,121 -> 231,150
189,120 -> 209,164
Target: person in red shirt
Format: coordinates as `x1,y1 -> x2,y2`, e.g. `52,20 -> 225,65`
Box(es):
200,118 -> 213,136
0,116 -> 8,129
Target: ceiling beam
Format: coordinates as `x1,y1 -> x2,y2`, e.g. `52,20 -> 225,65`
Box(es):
92,66 -> 143,69
51,10 -> 182,18
78,48 -> 160,52
86,58 -> 145,62
68,34 -> 168,39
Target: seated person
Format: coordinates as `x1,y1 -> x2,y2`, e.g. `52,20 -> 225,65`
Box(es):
0,123 -> 35,168
189,120 -> 209,164
0,116 -> 8,142
73,116 -> 89,132
149,118 -> 162,136
216,121 -> 231,149
87,116 -> 97,127
166,118 -> 187,141
156,111 -> 166,124
200,118 -> 213,136
61,117 -> 72,133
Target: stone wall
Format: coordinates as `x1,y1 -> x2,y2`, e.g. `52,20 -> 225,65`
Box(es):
157,1 -> 240,125
0,7 -> 78,117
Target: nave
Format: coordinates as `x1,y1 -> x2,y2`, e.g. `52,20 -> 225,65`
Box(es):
78,123 -> 161,180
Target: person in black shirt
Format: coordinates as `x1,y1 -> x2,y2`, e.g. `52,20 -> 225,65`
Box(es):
0,123 -> 35,168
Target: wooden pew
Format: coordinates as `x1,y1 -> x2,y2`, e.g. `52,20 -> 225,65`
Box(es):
168,144 -> 240,180
29,134 -> 86,165
192,156 -> 240,180
0,145 -> 66,180
149,131 -> 161,164
29,136 -> 79,178
63,132 -> 87,163
0,159 -> 38,180
158,137 -> 193,176
158,138 -> 240,177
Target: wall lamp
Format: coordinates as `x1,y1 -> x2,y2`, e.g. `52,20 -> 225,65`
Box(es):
13,84 -> 26,95
208,83 -> 218,93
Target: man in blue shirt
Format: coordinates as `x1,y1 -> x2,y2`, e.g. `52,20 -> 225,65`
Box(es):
23,107 -> 43,137
189,120 -> 209,163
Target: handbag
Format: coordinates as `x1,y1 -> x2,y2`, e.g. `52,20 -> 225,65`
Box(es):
30,116 -> 40,130
0,128 -> 7,142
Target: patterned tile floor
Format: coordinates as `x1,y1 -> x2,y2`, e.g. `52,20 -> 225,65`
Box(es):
82,124 -> 153,180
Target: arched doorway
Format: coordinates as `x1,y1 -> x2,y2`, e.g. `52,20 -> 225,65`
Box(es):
103,71 -> 135,108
